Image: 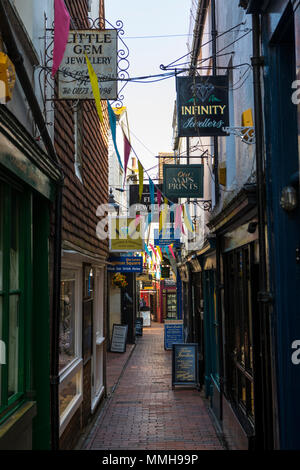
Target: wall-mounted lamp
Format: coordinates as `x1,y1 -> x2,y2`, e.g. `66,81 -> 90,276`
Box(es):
108,188 -> 119,214
280,186 -> 298,212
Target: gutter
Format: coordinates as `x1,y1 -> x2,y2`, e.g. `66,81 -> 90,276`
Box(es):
0,2 -> 63,451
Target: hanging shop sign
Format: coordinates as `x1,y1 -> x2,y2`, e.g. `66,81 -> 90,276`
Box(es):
172,343 -> 199,389
58,29 -> 118,100
107,256 -> 143,273
163,164 -> 204,199
129,184 -> 177,209
176,76 -> 229,137
109,217 -> 144,252
164,320 -> 184,351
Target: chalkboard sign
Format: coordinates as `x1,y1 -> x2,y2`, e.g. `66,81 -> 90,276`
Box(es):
110,324 -> 128,353
135,317 -> 143,336
172,343 -> 199,389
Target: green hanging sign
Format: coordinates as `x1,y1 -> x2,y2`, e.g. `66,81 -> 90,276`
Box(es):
163,164 -> 204,198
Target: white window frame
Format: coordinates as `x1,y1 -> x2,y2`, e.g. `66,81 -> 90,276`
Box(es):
59,263 -> 83,436
91,267 -> 105,413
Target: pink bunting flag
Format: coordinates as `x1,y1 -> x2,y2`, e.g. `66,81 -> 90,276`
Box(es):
157,189 -> 162,207
169,244 -> 176,259
175,204 -> 181,230
123,132 -> 132,187
52,0 -> 70,77
149,244 -> 157,258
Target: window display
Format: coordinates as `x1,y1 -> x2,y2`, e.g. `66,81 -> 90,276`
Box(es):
167,293 -> 177,319
59,270 -> 76,371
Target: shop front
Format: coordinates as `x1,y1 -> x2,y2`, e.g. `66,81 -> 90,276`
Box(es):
207,184 -> 266,450
0,107 -> 61,449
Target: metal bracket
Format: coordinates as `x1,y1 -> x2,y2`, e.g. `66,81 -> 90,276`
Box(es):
192,200 -> 212,212
222,126 -> 256,145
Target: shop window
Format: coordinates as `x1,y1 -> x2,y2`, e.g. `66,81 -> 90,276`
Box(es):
59,270 -> 77,372
166,293 -> 177,319
59,266 -> 82,434
59,367 -> 82,427
0,182 -> 26,420
224,243 -> 256,426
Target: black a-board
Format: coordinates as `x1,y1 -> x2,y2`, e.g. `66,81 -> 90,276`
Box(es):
172,343 -> 199,390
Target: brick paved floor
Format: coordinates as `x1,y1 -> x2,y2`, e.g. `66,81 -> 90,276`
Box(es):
82,323 -> 225,451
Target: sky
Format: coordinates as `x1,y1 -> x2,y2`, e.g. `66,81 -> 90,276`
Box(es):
104,0 -> 192,178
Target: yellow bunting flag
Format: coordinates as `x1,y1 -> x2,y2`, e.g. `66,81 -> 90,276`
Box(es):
182,204 -> 194,233
85,53 -> 103,123
138,160 -> 144,201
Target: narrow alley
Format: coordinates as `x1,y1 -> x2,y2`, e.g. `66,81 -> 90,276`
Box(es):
81,324 -> 225,451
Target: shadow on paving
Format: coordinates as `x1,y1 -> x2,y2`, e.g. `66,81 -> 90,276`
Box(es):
81,323 -> 225,451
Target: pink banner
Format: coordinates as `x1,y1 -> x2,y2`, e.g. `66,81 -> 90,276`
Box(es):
52,0 -> 70,77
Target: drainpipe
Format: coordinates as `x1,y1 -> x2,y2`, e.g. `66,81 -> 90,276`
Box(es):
251,13 -> 274,450
0,3 -> 63,451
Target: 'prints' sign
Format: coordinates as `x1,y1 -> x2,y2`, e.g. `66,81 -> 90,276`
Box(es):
58,29 -> 118,100
163,164 -> 204,198
176,76 -> 229,137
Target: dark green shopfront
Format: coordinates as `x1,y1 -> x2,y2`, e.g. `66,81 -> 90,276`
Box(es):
0,106 -> 61,449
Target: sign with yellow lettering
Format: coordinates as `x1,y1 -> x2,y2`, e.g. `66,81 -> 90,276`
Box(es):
58,29 -> 117,100
109,217 -> 144,252
176,76 -> 229,137
172,343 -> 199,389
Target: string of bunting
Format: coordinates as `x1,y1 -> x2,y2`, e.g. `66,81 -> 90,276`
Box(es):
51,0 -> 194,271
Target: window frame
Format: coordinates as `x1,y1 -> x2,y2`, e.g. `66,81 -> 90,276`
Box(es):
58,262 -> 83,434
0,181 -> 30,423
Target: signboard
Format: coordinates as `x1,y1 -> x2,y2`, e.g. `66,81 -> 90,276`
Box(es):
129,184 -> 177,209
58,29 -> 118,100
109,217 -> 144,252
107,256 -> 143,272
135,317 -> 143,336
163,164 -> 204,199
110,324 -> 128,353
140,309 -> 151,327
172,343 -> 199,388
176,76 -> 229,137
154,228 -> 181,248
164,320 -> 184,350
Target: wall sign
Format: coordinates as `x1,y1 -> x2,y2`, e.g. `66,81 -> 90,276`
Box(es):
107,256 -> 143,272
58,29 -> 118,100
163,164 -> 204,198
176,76 -> 229,137
172,343 -> 199,388
110,324 -> 128,353
154,228 -> 181,248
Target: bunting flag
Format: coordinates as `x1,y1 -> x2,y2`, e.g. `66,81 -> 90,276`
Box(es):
144,243 -> 151,257
107,101 -> 123,169
138,160 -> 144,201
182,204 -> 194,233
149,178 -> 155,206
123,131 -> 131,186
157,189 -> 162,207
175,204 -> 182,231
85,54 -> 103,124
180,205 -> 186,234
156,246 -> 163,261
149,244 -> 157,258
169,244 -> 176,259
52,0 -> 70,77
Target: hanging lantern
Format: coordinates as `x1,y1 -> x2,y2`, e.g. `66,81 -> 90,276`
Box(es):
0,52 -> 16,103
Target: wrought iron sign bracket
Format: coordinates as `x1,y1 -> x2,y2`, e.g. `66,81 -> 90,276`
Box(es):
222,126 -> 256,145
192,200 -> 212,212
